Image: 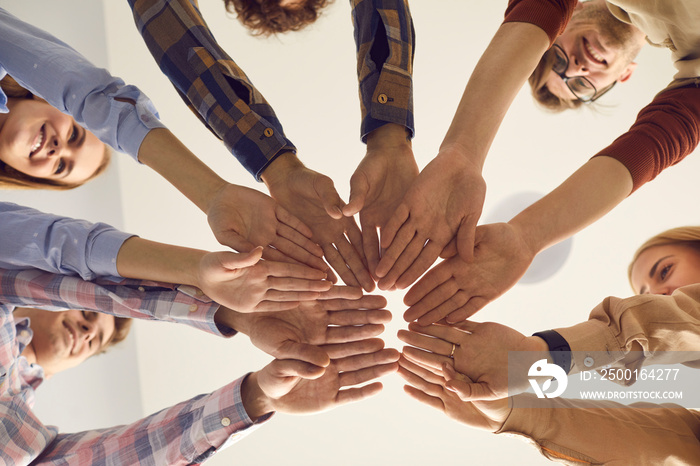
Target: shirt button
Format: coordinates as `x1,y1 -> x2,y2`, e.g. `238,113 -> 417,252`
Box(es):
583,356 -> 594,368
377,93 -> 388,104
221,417 -> 231,427
263,128 -> 274,137
20,330 -> 30,338
195,289 -> 204,296
138,286 -> 145,292
189,304 -> 198,313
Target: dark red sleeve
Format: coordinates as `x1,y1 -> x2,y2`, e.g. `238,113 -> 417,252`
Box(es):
593,86 -> 700,192
503,0 -> 577,46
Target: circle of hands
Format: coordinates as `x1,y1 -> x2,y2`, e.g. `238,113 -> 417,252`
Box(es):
203,141 -> 540,428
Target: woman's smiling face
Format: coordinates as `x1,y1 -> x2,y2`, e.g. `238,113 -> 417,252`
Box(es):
0,97 -> 104,184
630,243 -> 700,295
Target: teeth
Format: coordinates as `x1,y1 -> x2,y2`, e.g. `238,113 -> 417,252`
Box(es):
585,41 -> 605,63
31,128 -> 43,153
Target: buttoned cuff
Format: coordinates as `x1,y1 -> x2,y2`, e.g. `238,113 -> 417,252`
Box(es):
554,320 -> 625,375
85,230 -> 137,279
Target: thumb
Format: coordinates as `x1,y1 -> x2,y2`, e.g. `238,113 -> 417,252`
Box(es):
216,247 -> 264,272
456,219 -> 477,263
343,171 -> 370,217
313,174 -> 345,220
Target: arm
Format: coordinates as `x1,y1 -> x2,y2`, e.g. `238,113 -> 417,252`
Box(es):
342,1 -> 418,277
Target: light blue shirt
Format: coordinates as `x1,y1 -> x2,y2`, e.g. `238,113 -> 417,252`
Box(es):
0,7 -> 165,159
0,202 -> 134,280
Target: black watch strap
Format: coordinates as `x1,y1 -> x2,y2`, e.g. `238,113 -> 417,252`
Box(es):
532,330 -> 572,374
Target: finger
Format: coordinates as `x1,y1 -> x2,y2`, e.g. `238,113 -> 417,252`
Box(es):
328,309 -> 392,326
403,260 -> 454,306
403,384 -> 445,412
274,204 -> 315,240
403,279 -> 459,323
317,286 -> 364,300
274,341 -> 331,368
402,346 -> 451,372
254,300 -> 302,312
338,361 -> 399,387
443,364 -> 497,401
406,322 -> 466,343
267,358 -> 326,380
216,247 -> 263,271
343,171 -> 369,217
397,328 -> 456,354
395,239 -> 445,289
321,338 -> 385,359
375,222 -> 416,281
335,382 -> 383,406
445,298 -> 489,323
361,223 -> 381,280
335,348 -> 400,372
326,324 -> 385,343
321,294 -> 388,312
214,230 -> 259,255
456,216 -> 478,263
334,236 -> 374,292
440,238 -> 458,259
379,204 -> 410,250
263,290 -> 325,302
313,174 -> 345,220
415,291 -> 471,326
377,233 -> 427,290
266,277 -> 332,293
399,355 -> 446,386
450,320 -> 480,333
269,235 -> 328,272
322,243 -> 361,288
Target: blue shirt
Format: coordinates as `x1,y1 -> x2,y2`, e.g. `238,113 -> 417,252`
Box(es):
0,7 -> 165,159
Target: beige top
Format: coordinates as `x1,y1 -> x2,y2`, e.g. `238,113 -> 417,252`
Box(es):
496,284 -> 700,464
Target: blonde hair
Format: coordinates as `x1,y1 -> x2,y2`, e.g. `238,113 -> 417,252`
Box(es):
0,75 -> 111,190
528,48 -> 584,112
627,226 -> 700,290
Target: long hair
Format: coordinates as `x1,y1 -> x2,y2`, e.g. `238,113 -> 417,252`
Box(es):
0,75 -> 111,190
223,0 -> 331,35
627,226 -> 700,290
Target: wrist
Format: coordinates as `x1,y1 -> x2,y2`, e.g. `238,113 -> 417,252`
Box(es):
214,306 -> 252,335
435,143 -> 485,174
241,372 -> 273,421
365,123 -> 412,151
260,151 -> 304,189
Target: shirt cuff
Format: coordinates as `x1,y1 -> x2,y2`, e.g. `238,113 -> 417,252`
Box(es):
554,320 -> 625,374
85,230 -> 136,279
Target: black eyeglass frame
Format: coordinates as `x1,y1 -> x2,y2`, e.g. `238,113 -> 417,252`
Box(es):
550,44 -> 615,103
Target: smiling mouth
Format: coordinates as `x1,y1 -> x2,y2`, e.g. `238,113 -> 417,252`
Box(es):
63,321 -> 77,355
583,38 -> 606,65
29,124 -> 46,158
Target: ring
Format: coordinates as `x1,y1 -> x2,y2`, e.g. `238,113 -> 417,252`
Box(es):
449,343 -> 456,359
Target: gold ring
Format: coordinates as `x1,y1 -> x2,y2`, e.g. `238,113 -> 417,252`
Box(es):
449,343 -> 456,358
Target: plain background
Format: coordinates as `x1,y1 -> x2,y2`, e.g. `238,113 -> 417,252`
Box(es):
2,0 -> 697,464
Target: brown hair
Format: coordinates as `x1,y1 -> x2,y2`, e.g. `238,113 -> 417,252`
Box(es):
528,49 -> 584,113
0,75 -> 111,190
627,226 -> 700,291
223,0 -> 331,35
100,316 -> 133,354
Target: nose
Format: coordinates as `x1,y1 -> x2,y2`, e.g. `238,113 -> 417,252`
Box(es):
567,55 -> 588,76
46,135 -> 63,157
78,319 -> 98,343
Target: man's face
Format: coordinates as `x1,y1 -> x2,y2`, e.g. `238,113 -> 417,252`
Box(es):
545,0 -> 644,101
19,309 -> 115,376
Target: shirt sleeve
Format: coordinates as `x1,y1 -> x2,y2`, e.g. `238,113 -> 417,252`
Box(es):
351,0 -> 415,142
553,284 -> 700,380
0,7 -> 165,159
32,377 -> 269,465
502,0 -> 576,46
592,84 -> 700,192
0,268 -> 235,337
0,202 -> 134,281
497,394 -> 700,465
128,0 -> 296,180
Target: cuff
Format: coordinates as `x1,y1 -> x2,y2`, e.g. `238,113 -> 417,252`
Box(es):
85,230 -> 136,279
554,320 -> 625,374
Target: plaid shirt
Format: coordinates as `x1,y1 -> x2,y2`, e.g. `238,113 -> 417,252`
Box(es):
0,268 -> 264,465
128,0 -> 415,180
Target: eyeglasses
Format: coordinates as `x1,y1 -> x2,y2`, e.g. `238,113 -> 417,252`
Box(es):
550,44 -> 615,103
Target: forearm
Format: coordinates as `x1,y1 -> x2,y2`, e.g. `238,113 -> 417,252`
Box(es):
439,22 -> 549,169
116,236 -> 206,287
138,128 -> 228,213
508,156 -> 633,256
260,150 -> 305,188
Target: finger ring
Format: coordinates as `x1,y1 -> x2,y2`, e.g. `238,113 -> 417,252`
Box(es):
449,343 -> 456,358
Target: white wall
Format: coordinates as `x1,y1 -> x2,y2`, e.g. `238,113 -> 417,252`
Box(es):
5,0 -> 699,464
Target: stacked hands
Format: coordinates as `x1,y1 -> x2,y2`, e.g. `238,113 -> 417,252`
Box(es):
197,124 -> 541,424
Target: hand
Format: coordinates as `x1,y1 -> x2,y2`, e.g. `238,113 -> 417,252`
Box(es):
196,248 -> 333,313
398,321 -> 548,401
398,355 -> 510,432
403,222 -> 535,324
222,288 -> 391,367
375,150 -> 486,291
207,183 -> 328,273
248,338 -> 400,416
262,153 -> 374,292
342,124 -> 419,278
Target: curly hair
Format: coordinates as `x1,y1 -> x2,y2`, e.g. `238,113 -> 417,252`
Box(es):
0,75 -> 111,190
627,226 -> 700,291
223,0 -> 331,35
528,48 -> 584,113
